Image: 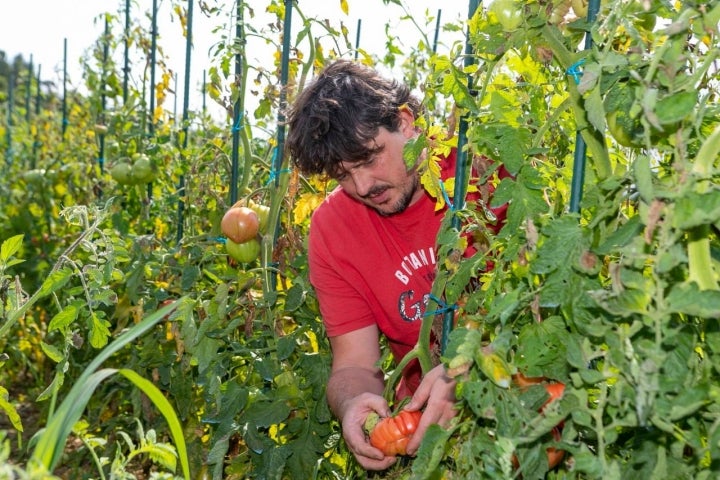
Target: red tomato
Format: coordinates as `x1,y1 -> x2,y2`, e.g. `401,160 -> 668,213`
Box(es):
221,206 -> 260,244
368,410 -> 422,457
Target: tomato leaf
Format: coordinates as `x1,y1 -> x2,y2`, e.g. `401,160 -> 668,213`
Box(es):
0,234 -> 24,262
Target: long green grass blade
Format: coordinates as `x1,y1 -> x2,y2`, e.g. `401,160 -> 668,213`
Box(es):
29,299 -> 183,471
31,368 -> 117,472
117,368 -> 190,480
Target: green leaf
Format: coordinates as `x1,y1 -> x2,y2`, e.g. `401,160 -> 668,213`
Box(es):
633,155 -> 654,203
654,90 -> 697,125
0,386 -> 23,432
48,303 -> 80,333
88,313 -> 112,349
666,282 -> 720,318
672,190 -> 720,230
595,215 -> 643,255
40,342 -> 63,363
515,316 -> 568,378
585,87 -> 606,132
283,283 -> 305,312
532,216 -> 586,275
0,235 -> 24,262
411,423 -> 454,478
241,399 -> 291,429
38,268 -> 73,299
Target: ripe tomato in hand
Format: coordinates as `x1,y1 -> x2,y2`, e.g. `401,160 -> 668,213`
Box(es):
366,410 -> 422,457
221,206 -> 260,243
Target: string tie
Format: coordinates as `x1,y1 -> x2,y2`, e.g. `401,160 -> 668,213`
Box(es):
231,112 -> 243,133
424,293 -> 458,317
438,179 -> 455,211
566,59 -> 585,84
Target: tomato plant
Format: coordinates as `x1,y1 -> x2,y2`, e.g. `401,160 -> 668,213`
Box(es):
365,410 -> 422,457
221,206 -> 260,244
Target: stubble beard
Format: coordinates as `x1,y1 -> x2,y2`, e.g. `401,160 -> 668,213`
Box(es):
375,173 -> 421,217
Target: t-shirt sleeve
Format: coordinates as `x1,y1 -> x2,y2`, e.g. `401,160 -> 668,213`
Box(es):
308,214 -> 376,338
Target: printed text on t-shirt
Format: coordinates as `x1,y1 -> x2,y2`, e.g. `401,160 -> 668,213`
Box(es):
394,247 -> 437,285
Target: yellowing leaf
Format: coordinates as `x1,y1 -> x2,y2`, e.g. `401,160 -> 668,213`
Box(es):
293,192 -> 324,225
477,350 -> 512,388
340,0 -> 349,15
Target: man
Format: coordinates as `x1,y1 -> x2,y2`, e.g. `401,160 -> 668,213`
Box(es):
286,59 -> 504,471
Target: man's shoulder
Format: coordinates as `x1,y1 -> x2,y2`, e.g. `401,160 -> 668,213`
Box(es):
312,187 -> 363,221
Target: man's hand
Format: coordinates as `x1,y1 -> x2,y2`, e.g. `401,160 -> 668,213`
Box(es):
401,364 -> 458,455
338,391 -> 398,470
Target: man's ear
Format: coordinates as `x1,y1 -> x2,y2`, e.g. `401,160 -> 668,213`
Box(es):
399,108 -> 417,138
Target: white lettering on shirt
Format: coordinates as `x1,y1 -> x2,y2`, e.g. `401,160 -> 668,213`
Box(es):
394,247 -> 436,285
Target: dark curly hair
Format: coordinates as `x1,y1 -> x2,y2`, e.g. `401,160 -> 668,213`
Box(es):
286,60 -> 422,178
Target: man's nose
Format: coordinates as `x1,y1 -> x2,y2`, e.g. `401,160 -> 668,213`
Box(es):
350,170 -> 374,197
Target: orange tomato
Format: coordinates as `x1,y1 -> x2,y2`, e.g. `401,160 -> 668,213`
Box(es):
367,410 -> 422,456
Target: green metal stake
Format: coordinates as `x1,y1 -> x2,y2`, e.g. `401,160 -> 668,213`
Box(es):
146,0 -> 159,200
32,64 -> 41,168
25,55 -> 32,123
568,0 -> 600,214
441,0 -> 479,355
62,39 -> 68,138
176,0 -> 194,245
149,0 -> 158,137
272,0 -> 293,187
433,10 -> 442,53
263,0 -> 294,295
354,19 -> 362,59
230,1 -> 245,206
123,0 -> 130,104
98,18 -> 109,179
202,70 -> 207,114
5,65 -> 13,164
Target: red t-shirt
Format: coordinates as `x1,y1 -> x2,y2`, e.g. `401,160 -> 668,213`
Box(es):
308,149 -> 507,397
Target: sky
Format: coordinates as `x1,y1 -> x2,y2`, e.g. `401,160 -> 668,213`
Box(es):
0,0 -> 467,121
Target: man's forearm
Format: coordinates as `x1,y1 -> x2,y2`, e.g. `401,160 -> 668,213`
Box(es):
327,366 -> 385,419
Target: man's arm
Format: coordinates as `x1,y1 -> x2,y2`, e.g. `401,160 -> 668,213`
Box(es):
326,324 -> 397,470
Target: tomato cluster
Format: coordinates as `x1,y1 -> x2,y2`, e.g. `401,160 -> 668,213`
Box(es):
109,153 -> 157,186
365,410 -> 422,457
221,200 -> 270,263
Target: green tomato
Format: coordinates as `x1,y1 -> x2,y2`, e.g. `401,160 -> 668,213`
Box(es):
604,81 -> 645,148
489,0 -> 523,32
110,162 -> 133,185
571,0 -> 588,18
226,238 -> 261,263
22,169 -> 47,184
131,155 -> 156,183
252,204 -> 271,233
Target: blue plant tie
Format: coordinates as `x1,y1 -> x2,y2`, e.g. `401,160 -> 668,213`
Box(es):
97,157 -> 104,167
438,179 -> 455,211
231,112 -> 243,133
266,148 -> 291,185
215,236 -> 227,244
566,59 -> 585,84
424,293 -> 458,317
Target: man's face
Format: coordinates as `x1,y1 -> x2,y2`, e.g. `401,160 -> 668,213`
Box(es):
336,111 -> 424,216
